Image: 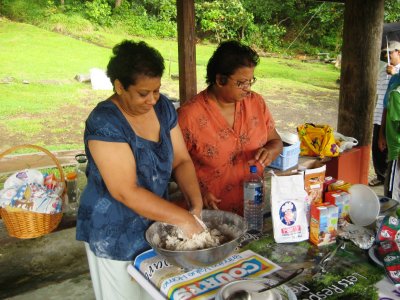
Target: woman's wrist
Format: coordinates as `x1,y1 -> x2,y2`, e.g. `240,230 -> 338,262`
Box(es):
190,200 -> 203,214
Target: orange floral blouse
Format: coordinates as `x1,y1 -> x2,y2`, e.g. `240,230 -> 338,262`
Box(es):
178,89 -> 276,215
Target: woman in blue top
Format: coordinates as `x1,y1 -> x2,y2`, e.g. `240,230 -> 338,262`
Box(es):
76,40 -> 204,300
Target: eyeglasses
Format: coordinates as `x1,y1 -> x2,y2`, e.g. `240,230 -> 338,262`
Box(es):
229,76 -> 257,89
384,50 -> 398,56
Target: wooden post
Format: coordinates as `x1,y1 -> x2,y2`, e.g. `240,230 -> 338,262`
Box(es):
336,0 -> 384,184
176,0 -> 197,104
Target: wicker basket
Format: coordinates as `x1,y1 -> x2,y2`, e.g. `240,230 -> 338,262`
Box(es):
0,144 -> 65,239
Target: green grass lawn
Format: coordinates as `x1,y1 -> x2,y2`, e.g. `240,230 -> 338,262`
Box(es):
0,17 -> 339,153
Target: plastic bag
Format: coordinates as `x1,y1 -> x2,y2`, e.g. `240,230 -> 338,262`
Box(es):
334,132 -> 358,152
297,123 -> 340,158
4,169 -> 44,189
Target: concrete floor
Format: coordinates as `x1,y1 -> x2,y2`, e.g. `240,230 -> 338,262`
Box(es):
7,273 -> 94,300
0,219 -> 94,300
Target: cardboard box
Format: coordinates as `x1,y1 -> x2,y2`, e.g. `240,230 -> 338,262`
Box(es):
304,165 -> 326,205
310,203 -> 339,246
324,191 -> 349,222
323,176 -> 337,194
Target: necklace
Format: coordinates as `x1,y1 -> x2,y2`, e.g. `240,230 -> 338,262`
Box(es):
119,102 -> 137,118
113,96 -> 138,118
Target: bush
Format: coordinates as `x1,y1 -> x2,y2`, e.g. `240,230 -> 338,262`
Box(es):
84,0 -> 112,26
117,15 -> 176,38
195,0 -> 253,43
40,13 -> 95,35
138,0 -> 176,22
61,0 -> 86,14
260,24 -> 286,51
113,2 -> 176,38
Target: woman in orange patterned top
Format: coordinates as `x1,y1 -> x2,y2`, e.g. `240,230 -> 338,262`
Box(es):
178,40 -> 283,215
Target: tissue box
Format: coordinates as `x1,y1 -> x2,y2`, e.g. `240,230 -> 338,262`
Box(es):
270,141 -> 300,170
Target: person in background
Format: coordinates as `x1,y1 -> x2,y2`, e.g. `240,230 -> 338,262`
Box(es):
76,40 -> 204,300
379,41 -> 400,199
178,40 -> 283,215
381,76 -> 400,201
370,41 -> 400,197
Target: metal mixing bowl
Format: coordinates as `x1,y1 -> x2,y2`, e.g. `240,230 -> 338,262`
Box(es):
145,210 -> 247,270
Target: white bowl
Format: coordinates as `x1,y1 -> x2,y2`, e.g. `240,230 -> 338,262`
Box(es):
348,184 -> 380,226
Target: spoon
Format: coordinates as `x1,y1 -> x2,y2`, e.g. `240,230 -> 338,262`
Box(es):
192,214 -> 208,231
313,239 -> 345,275
226,267 -> 304,300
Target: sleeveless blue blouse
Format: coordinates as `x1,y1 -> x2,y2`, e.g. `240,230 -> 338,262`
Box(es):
76,94 -> 177,261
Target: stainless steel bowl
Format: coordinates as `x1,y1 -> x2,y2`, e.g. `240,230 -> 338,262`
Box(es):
145,210 -> 247,270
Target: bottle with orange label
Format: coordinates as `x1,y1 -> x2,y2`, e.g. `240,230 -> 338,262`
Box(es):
66,171 -> 78,205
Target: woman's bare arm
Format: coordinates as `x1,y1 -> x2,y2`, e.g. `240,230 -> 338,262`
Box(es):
88,140 -> 202,235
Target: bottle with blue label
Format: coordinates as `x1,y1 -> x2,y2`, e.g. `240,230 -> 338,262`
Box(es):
243,165 -> 264,233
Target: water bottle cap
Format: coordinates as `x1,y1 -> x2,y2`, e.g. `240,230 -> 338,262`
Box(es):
250,165 -> 257,173
75,153 -> 87,164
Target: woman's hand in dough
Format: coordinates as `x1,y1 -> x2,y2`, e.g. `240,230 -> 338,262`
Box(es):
180,214 -> 204,237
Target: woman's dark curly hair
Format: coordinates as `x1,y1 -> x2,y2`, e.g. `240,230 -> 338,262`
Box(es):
107,40 -> 165,90
206,40 -> 259,85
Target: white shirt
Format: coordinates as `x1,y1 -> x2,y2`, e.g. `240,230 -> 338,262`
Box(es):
374,62 -> 400,125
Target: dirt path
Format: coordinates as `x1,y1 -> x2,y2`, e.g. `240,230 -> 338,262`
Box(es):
267,88 -> 339,133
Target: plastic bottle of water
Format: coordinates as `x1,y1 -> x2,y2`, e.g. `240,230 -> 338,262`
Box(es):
243,165 -> 264,233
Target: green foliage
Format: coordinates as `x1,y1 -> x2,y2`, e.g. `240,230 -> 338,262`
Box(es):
121,15 -> 176,38
113,0 -> 144,19
195,0 -> 253,42
40,13 -> 96,36
305,3 -> 344,51
261,24 -> 287,52
241,0 -> 344,53
113,4 -> 176,38
1,0 -> 48,23
5,0 -> 400,55
84,0 -> 112,26
385,0 -> 400,22
59,0 -> 86,14
134,0 -> 177,22
241,0 -> 296,24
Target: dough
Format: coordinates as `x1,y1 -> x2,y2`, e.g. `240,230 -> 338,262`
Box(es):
161,226 -> 233,251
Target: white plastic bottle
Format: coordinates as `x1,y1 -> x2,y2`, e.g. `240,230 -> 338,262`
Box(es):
243,165 -> 264,233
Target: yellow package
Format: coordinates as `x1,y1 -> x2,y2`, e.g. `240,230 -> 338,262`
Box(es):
297,123 -> 340,158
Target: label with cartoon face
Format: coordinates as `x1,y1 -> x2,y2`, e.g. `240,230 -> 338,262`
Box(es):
279,201 -> 297,226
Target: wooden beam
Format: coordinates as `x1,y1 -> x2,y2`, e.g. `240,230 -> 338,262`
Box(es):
176,0 -> 197,104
